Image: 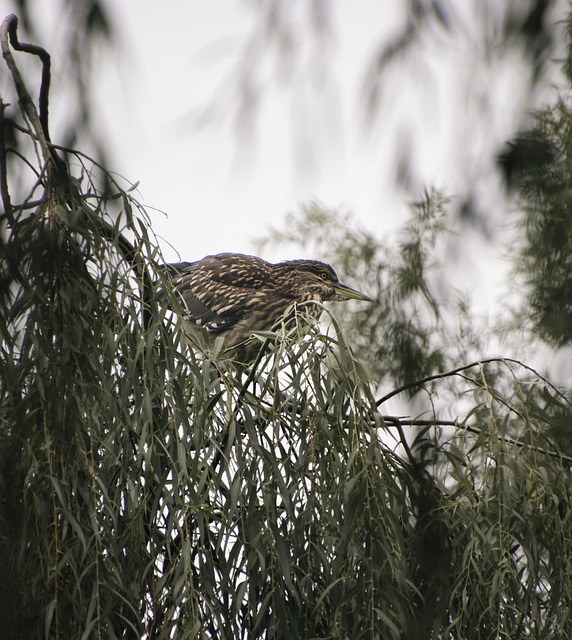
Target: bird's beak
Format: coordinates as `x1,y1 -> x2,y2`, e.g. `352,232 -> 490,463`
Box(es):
332,281 -> 373,302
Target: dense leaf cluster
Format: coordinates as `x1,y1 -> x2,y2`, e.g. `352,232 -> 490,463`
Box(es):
2,191 -> 572,638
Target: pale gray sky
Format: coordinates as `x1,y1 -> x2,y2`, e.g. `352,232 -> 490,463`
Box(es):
94,1 -> 406,261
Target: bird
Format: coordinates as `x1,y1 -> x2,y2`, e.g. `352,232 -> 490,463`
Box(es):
167,252 -> 372,362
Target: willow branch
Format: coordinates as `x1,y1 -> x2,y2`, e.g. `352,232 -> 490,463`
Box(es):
1,14 -> 52,162
6,20 -> 52,142
376,357 -> 571,407
0,98 -> 11,216
383,415 -> 572,464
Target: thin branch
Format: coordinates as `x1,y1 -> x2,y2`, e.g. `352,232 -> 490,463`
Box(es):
382,415 -> 572,464
375,357 -> 571,407
392,416 -> 417,466
383,416 -> 459,428
7,144 -> 43,178
1,15 -> 51,163
2,13 -> 52,142
0,98 -> 11,216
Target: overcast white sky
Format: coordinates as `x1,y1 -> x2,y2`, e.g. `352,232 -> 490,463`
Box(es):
91,1 -> 407,262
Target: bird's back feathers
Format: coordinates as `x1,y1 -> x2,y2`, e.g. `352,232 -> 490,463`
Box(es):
166,252 -> 370,361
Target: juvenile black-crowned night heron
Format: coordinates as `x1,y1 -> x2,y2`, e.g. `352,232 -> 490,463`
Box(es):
168,252 -> 371,362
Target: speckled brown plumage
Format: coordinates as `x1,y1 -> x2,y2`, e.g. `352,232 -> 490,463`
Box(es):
168,252 -> 371,361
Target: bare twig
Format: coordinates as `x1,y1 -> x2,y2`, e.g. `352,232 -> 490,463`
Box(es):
382,415 -> 572,464
0,98 -> 12,216
3,14 -> 51,141
1,14 -> 52,163
376,357 -> 571,407
392,416 -> 417,466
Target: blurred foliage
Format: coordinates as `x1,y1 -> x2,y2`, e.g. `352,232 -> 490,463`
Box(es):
499,101 -> 572,348
202,0 -> 561,125
259,194 -> 482,391
193,0 -> 568,223
362,0 -> 557,115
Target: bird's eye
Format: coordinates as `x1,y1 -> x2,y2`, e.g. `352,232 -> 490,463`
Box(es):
319,270 -> 330,280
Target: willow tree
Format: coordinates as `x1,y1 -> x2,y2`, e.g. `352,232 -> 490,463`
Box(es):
1,14 -> 571,640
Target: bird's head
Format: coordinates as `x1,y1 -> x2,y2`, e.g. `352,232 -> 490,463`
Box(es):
277,260 -> 372,303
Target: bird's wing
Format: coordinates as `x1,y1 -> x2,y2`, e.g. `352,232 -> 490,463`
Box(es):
168,254 -> 273,333
199,253 -> 274,289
